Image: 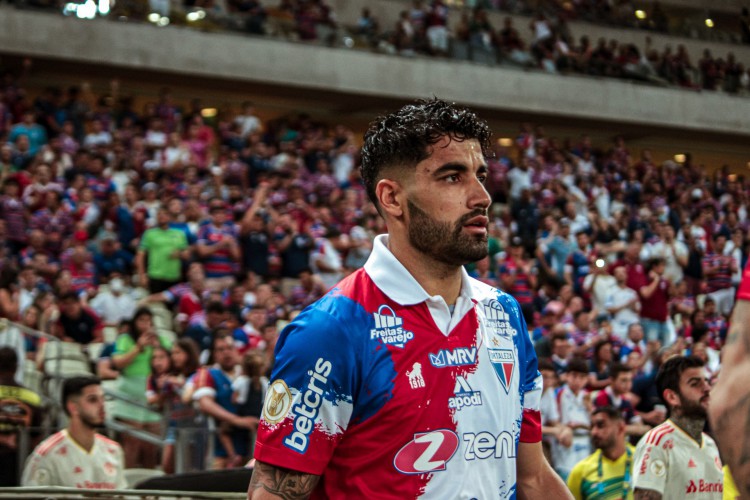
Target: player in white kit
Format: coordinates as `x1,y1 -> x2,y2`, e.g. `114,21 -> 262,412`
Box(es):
22,376 -> 126,490
632,356 -> 722,499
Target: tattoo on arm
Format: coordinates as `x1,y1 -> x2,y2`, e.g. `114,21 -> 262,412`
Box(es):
248,461 -> 320,500
633,488 -> 663,500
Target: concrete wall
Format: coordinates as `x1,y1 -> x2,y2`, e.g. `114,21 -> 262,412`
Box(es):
2,6 -> 750,136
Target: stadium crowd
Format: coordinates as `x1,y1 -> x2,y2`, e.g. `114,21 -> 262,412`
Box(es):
0,60 -> 748,493
6,0 -> 750,95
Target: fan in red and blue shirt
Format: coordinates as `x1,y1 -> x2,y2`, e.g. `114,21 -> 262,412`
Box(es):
196,203 -> 240,280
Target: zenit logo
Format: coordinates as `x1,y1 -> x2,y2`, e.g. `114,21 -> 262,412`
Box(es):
429,347 -> 477,368
448,376 -> 483,411
393,429 -> 460,474
283,358 -> 331,454
370,305 -> 415,348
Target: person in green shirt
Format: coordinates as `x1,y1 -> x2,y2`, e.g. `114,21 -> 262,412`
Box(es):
136,208 -> 189,293
111,307 -> 171,468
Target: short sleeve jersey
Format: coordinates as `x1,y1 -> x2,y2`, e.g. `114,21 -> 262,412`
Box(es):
632,420 -> 724,499
255,236 -> 543,499
566,445 -> 635,500
22,430 -> 127,489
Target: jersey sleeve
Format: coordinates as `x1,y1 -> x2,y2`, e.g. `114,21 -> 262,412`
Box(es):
566,460 -> 585,500
632,432 -> 669,495
738,260 -> 750,301
21,453 -> 55,486
515,296 -> 542,443
254,295 -> 360,475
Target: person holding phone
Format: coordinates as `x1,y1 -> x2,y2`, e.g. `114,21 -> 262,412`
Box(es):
111,306 -> 168,468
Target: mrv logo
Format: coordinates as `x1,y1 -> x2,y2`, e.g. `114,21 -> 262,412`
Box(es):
370,305 -> 415,348
484,299 -> 517,337
449,376 -> 483,410
283,358 -> 331,454
429,347 -> 477,368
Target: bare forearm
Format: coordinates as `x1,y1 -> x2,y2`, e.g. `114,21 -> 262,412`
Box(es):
517,459 -> 571,499
634,488 -> 662,499
708,300 -> 750,497
248,461 -> 320,500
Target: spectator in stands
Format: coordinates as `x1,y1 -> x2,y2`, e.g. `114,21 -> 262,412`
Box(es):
0,347 -> 40,486
552,357 -> 593,480
22,376 -> 126,490
53,292 -> 102,344
638,257 -> 672,346
702,233 -> 738,316
111,307 -> 165,468
9,110 -> 47,157
197,200 -> 241,291
93,234 -> 133,281
605,266 -> 640,341
89,276 -> 137,325
588,339 -> 614,390
185,301 -> 226,358
136,207 -> 190,293
192,332 -> 258,469
1,178 -> 28,257
310,226 -> 344,289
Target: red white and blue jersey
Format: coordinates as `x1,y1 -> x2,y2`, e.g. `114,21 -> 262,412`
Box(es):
255,235 -> 543,499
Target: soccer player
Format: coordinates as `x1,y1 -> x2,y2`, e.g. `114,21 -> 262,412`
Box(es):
248,99 -> 571,499
709,260 -> 750,497
632,356 -> 722,499
567,406 -> 634,500
22,376 -> 127,490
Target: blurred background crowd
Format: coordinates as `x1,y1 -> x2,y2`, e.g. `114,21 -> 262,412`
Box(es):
0,0 -> 749,492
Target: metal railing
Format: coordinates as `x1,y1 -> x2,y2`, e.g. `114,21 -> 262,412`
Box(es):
0,486 -> 247,499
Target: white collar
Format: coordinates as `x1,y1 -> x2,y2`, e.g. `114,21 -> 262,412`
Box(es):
364,235 -> 484,335
364,234 -> 476,306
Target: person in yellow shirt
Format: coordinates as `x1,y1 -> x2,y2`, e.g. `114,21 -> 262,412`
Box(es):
723,466 -> 739,500
568,406 -> 634,500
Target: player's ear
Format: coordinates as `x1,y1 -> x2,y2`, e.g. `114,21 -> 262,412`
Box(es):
376,178 -> 404,219
662,389 -> 679,409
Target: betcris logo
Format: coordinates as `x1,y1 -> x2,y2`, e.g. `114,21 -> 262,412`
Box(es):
283,358 -> 331,454
448,376 -> 483,411
370,305 -> 415,348
429,347 -> 477,368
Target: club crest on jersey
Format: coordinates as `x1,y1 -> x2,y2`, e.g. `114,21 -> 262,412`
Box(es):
370,305 -> 415,348
488,348 -> 515,393
483,299 -> 517,337
448,376 -> 483,410
429,347 -> 477,368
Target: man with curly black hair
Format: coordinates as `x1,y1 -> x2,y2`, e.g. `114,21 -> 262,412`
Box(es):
248,98 -> 571,499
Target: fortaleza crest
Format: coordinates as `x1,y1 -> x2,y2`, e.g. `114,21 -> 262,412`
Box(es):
487,348 -> 515,394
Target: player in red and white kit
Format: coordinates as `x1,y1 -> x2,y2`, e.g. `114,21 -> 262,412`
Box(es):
632,356 -> 722,499
709,259 -> 750,497
22,376 -> 126,490
247,99 -> 571,499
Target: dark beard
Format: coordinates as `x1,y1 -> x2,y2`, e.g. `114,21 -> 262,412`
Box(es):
678,394 -> 708,420
79,413 -> 103,430
406,198 -> 488,266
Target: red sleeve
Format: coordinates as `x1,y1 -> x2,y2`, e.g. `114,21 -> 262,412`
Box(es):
519,409 -> 542,443
738,260 -> 750,302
